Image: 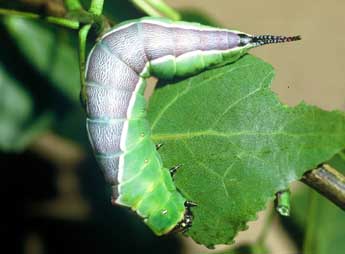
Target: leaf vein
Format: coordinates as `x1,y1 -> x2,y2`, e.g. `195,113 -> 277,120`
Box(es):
150,62 -> 263,130
210,70 -> 274,128
152,130 -> 343,141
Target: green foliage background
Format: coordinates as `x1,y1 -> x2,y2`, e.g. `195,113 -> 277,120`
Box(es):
1,0 -> 345,252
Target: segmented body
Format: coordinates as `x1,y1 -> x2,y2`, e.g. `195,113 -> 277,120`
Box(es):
84,17 -> 300,235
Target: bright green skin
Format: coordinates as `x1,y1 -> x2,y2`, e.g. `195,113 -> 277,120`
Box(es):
86,17 -> 252,235
116,78 -> 187,235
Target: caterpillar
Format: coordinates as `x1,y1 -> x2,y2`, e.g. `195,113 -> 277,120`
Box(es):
84,17 -> 300,236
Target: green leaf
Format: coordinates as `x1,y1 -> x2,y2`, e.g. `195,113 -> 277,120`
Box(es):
289,151 -> 345,254
0,62 -> 52,151
199,244 -> 269,254
328,150 -> 345,172
147,54 -> 345,246
0,17 -> 85,150
3,16 -> 80,102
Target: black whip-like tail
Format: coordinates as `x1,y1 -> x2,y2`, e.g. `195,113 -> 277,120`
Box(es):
251,35 -> 301,46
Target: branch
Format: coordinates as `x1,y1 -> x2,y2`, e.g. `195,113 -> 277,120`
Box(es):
0,8 -> 79,29
0,0 -> 108,31
302,164 -> 345,210
0,1 -> 82,29
6,0 -> 68,17
64,0 -> 83,11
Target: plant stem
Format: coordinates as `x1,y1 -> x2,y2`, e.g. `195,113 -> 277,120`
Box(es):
145,0 -> 181,20
64,0 -> 83,11
275,189 -> 291,216
89,0 -> 104,16
131,0 -> 180,20
78,24 -> 92,107
302,164 -> 345,211
131,0 -> 162,17
0,8 -> 79,29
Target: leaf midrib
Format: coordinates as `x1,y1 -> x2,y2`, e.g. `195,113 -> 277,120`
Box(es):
152,129 -> 343,141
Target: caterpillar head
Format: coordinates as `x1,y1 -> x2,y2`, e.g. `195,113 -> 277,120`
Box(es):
238,33 -> 301,48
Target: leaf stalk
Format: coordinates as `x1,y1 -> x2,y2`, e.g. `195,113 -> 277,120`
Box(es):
131,0 -> 181,20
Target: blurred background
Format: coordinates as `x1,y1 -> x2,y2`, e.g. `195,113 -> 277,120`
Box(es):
0,1 -> 344,254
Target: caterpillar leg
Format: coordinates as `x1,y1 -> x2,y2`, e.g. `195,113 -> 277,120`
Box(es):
185,200 -> 198,208
155,143 -> 164,150
169,164 -> 182,176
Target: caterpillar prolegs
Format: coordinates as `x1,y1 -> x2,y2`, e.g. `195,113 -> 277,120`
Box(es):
84,17 -> 300,235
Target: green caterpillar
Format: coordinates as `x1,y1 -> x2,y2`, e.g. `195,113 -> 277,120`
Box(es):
84,17 -> 300,235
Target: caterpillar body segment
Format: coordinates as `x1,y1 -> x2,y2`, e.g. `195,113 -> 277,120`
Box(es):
84,17 -> 300,235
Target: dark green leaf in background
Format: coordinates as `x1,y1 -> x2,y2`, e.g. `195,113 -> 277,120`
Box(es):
207,244 -> 269,254
0,62 -> 52,151
288,151 -> 345,254
0,16 -> 86,151
148,55 -> 345,246
3,16 -> 80,102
